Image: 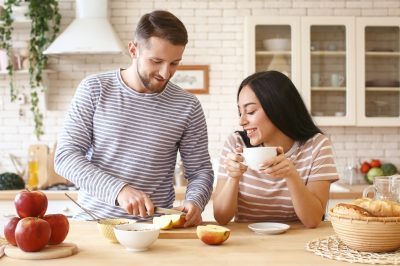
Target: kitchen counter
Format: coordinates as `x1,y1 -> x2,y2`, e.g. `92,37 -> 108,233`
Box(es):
0,184 -> 366,201
1,221 -> 373,265
0,190 -> 78,201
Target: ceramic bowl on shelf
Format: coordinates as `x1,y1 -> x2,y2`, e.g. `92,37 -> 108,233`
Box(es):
114,223 -> 160,252
262,38 -> 290,51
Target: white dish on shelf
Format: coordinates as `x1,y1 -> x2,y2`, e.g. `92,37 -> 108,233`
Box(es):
263,38 -> 290,51
248,222 -> 290,235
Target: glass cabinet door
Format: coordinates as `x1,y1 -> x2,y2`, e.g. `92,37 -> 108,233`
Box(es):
301,17 -> 356,126
245,17 -> 301,89
356,18 -> 400,126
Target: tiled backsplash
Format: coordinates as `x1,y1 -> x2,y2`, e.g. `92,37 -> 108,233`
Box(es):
0,0 -> 399,179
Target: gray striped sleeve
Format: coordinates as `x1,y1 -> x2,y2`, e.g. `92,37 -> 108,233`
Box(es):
55,70 -> 214,219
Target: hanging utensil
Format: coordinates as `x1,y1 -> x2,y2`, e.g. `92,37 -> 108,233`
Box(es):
8,153 -> 25,177
64,193 -> 100,221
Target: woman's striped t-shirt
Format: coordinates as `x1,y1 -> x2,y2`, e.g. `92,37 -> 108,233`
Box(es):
218,132 -> 339,222
55,69 -> 214,220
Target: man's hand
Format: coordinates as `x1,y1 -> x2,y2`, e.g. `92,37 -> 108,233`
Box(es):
176,201 -> 202,227
117,185 -> 154,217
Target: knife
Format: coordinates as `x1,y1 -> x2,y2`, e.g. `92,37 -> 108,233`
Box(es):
154,207 -> 186,216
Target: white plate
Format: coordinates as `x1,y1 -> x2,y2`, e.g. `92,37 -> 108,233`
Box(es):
248,222 -> 290,235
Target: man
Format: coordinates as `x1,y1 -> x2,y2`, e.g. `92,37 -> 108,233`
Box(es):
55,10 -> 213,227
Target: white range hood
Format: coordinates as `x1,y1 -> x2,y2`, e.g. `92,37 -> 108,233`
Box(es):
44,0 -> 124,55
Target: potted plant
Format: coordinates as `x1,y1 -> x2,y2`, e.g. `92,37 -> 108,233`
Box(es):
0,0 -> 19,101
0,0 -> 61,139
27,0 -> 61,139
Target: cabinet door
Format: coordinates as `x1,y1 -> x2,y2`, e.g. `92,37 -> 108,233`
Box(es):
356,18 -> 400,126
244,16 -> 301,89
301,17 -> 356,126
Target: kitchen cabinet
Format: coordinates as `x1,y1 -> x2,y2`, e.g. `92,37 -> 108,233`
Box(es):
356,17 -> 400,126
301,17 -> 356,126
245,16 -> 400,126
244,16 -> 301,89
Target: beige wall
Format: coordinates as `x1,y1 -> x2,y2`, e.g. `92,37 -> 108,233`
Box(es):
1,0 -> 399,180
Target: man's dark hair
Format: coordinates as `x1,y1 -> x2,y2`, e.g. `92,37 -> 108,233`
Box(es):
135,10 -> 188,46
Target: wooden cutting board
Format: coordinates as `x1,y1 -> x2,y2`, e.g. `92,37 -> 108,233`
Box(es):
4,242 -> 78,260
159,227 -> 197,239
47,143 -> 70,186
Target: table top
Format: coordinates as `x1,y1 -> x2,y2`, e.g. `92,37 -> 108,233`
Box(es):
1,221 -> 374,266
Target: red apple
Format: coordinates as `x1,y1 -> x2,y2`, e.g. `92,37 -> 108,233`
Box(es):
43,214 -> 69,245
3,217 -> 21,246
14,190 -> 48,218
197,225 -> 230,245
15,217 -> 51,252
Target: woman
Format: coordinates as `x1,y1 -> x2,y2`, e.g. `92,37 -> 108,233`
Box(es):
213,71 -> 338,228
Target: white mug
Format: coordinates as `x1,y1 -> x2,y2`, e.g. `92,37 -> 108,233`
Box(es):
242,147 -> 277,171
331,74 -> 344,87
311,73 -> 321,86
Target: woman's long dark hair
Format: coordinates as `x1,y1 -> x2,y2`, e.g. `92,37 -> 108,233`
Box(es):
237,71 -> 322,147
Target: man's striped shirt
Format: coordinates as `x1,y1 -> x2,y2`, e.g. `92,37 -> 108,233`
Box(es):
55,69 -> 214,220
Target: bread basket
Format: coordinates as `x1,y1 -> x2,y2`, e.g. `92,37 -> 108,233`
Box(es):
329,209 -> 400,252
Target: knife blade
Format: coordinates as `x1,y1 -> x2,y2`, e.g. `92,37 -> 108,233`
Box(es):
154,207 -> 186,216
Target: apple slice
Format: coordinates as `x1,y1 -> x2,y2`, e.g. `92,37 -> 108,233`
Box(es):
196,224 -> 230,245
153,216 -> 173,230
168,214 -> 186,228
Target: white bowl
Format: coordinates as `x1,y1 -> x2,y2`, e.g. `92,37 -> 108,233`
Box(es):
114,223 -> 160,252
263,38 -> 290,51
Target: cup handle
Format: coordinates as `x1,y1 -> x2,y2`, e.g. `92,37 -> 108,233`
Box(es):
363,185 -> 375,198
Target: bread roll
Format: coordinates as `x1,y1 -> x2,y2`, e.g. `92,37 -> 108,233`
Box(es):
331,203 -> 372,219
351,198 -> 400,217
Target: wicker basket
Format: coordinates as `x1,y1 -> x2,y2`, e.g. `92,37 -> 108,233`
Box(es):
329,209 -> 400,252
97,218 -> 136,243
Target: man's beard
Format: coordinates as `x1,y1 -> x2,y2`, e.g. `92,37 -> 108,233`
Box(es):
136,62 -> 168,93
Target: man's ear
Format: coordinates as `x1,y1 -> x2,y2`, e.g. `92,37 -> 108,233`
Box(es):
128,41 -> 138,58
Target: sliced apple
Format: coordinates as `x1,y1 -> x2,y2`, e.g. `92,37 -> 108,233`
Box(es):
169,214 -> 186,228
153,216 -> 173,230
196,224 -> 230,245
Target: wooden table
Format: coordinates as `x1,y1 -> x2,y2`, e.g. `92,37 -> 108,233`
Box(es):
1,221 -> 374,266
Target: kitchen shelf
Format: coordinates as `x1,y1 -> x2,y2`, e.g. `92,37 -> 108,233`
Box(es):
0,69 -> 55,75
256,51 -> 292,56
311,86 -> 346,91
365,87 -> 400,92
0,19 -> 31,29
311,51 -> 346,56
365,51 -> 400,56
